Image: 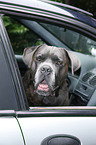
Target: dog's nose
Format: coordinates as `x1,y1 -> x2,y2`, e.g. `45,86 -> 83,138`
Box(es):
40,65 -> 52,75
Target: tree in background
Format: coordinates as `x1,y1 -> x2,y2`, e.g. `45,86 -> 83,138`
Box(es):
70,0 -> 96,15
51,0 -> 96,15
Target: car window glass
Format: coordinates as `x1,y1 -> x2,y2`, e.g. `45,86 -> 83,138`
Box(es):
40,22 -> 96,56
0,36 -> 19,110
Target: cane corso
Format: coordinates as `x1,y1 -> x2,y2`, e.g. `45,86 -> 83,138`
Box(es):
23,44 -> 80,106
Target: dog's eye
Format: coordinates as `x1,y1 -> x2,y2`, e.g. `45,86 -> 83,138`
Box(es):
36,56 -> 42,61
56,60 -> 63,65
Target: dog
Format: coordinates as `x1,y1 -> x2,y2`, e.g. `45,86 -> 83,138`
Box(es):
23,44 -> 80,106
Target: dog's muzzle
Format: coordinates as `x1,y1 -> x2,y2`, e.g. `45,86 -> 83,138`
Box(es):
36,65 -> 52,96
34,65 -> 56,96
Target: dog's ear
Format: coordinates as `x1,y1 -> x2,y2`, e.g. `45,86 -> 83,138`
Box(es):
23,44 -> 43,68
64,49 -> 81,75
23,46 -> 36,68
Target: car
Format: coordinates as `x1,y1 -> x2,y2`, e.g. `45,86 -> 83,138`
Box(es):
0,0 -> 96,144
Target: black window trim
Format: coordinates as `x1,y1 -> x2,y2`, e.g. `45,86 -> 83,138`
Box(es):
16,107 -> 96,117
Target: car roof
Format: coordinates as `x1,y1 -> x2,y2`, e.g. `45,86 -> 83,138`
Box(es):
1,0 -> 96,28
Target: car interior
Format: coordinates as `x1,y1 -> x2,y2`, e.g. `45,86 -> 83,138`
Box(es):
16,51 -> 96,107
3,15 -> 96,107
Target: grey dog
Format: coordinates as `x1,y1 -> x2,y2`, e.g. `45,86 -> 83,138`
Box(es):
23,44 -> 80,106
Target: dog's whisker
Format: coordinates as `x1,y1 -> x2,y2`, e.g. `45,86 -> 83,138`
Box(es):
50,85 -> 59,92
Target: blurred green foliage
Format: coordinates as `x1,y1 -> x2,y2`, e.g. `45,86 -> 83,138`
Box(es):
3,16 -> 40,54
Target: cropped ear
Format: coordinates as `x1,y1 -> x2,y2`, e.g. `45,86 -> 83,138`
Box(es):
23,44 -> 43,68
64,48 -> 81,75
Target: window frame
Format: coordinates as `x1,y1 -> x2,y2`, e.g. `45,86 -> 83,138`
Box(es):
0,15 -> 28,110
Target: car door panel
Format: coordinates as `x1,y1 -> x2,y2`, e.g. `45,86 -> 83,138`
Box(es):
17,116 -> 96,145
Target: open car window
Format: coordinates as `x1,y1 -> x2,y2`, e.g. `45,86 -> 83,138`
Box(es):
2,15 -> 96,108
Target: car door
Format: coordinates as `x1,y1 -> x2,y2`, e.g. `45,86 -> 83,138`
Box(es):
2,17 -> 96,145
1,1 -> 96,145
16,108 -> 96,145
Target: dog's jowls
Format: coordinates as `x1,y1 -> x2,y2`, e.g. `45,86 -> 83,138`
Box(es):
23,44 -> 80,106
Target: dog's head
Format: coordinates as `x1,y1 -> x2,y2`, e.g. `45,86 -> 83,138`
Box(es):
23,44 -> 80,97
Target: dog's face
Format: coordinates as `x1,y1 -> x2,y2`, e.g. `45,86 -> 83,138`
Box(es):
23,44 -> 80,98
32,46 -> 68,96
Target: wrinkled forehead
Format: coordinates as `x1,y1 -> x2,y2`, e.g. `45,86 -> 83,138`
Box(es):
35,46 -> 66,59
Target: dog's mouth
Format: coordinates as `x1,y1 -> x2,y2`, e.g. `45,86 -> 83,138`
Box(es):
35,79 -> 59,97
35,80 -> 53,96
37,80 -> 49,92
